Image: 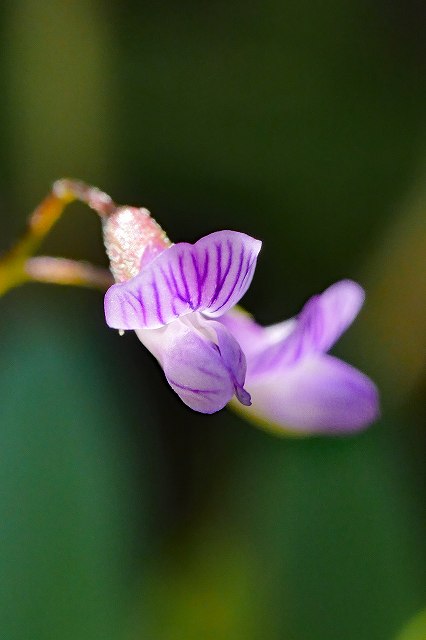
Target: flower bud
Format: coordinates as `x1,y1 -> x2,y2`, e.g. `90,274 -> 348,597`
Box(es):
102,206 -> 170,282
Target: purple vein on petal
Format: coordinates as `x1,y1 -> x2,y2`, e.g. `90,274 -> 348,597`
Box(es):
200,249 -> 209,288
191,252 -> 202,307
221,240 -> 234,284
159,266 -> 178,316
178,253 -> 192,307
210,242 -> 223,307
151,278 -> 165,325
128,289 -> 147,325
166,379 -> 222,395
239,254 -> 255,292
168,262 -> 187,303
210,240 -> 235,308
217,240 -> 234,303
194,365 -> 224,380
213,243 -> 245,313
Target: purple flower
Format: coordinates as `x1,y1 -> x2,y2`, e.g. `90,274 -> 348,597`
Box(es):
104,230 -> 261,413
219,280 -> 380,434
103,217 -> 379,433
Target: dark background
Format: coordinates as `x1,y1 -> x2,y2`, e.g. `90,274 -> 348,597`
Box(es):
0,2 -> 425,639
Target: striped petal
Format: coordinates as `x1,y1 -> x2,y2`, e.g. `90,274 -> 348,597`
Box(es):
105,231 -> 262,330
223,280 -> 365,377
136,313 -> 251,414
220,309 -> 296,377
292,279 -> 365,354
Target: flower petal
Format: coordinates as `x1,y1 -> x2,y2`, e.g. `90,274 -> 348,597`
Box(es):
222,280 -> 365,377
220,308 -> 296,376
105,231 -> 262,330
212,321 -> 251,406
136,314 -> 250,414
241,354 -> 380,434
219,308 -> 266,360
294,279 -> 365,354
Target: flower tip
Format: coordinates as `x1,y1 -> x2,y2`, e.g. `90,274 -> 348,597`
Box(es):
235,385 -> 251,406
334,278 -> 366,309
252,237 -> 262,257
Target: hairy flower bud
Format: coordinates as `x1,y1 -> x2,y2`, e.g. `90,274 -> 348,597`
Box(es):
102,206 -> 171,283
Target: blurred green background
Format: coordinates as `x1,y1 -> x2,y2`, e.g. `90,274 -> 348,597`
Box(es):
0,2 -> 425,639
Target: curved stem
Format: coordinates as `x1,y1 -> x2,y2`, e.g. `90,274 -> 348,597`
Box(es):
0,178 -> 116,297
